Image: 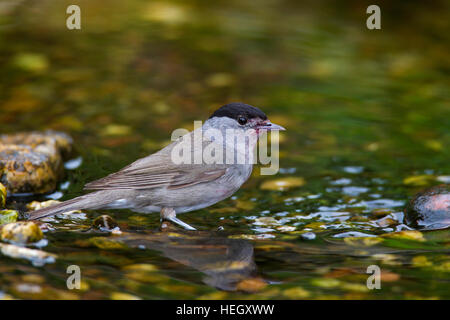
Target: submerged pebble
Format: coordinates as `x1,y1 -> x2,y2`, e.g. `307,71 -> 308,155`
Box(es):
1,221 -> 44,244
404,185 -> 450,230
376,218 -> 397,228
371,208 -> 392,218
93,215 -> 119,231
27,200 -> 86,220
0,131 -> 73,194
0,243 -> 56,267
0,183 -> 6,208
0,210 -> 19,225
26,200 -> 61,211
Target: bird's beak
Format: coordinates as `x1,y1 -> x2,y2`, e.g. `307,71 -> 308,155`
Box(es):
257,121 -> 286,131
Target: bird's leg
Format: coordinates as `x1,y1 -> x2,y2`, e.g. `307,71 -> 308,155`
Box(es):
160,207 -> 197,231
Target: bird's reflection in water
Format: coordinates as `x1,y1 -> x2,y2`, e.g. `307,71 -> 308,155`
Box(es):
116,228 -> 260,291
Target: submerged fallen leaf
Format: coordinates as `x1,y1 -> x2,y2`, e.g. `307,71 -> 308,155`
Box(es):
78,280 -> 90,292
125,271 -> 169,284
235,199 -> 256,211
100,124 -> 132,136
122,264 -> 159,272
303,222 -> 324,230
412,255 -> 433,268
283,287 -> 310,299
382,230 -> 425,241
13,53 -> 49,72
210,207 -> 238,214
372,253 -> 402,266
424,140 -> 443,151
89,237 -> 127,250
236,278 -> 267,293
254,217 -> 279,226
380,271 -> 400,282
196,292 -> 228,300
343,237 -> 383,247
260,177 -> 305,191
110,292 -> 142,300
20,274 -> 46,284
324,268 -> 356,278
403,175 -> 434,187
142,2 -> 190,24
204,261 -> 251,272
433,261 -> 450,272
341,282 -> 369,293
404,293 -> 439,300
311,278 -> 341,288
206,73 -> 235,87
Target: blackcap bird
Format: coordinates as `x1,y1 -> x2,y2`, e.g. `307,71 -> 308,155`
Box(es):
28,103 -> 285,230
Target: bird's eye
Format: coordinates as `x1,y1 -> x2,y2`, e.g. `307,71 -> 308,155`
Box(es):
238,116 -> 247,125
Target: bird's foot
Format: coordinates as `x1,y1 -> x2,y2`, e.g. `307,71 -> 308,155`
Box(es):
160,208 -> 197,231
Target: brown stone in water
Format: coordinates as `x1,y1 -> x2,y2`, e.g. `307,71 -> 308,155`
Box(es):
404,184 -> 450,230
92,215 -> 118,230
0,131 -> 73,194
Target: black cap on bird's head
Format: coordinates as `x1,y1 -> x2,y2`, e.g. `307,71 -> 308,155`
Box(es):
209,102 -> 285,131
210,102 -> 267,121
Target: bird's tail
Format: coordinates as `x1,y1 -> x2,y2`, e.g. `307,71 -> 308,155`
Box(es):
28,191 -> 110,220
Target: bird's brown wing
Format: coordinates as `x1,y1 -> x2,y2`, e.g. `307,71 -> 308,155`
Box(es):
84,133 -> 228,191
83,165 -> 227,190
